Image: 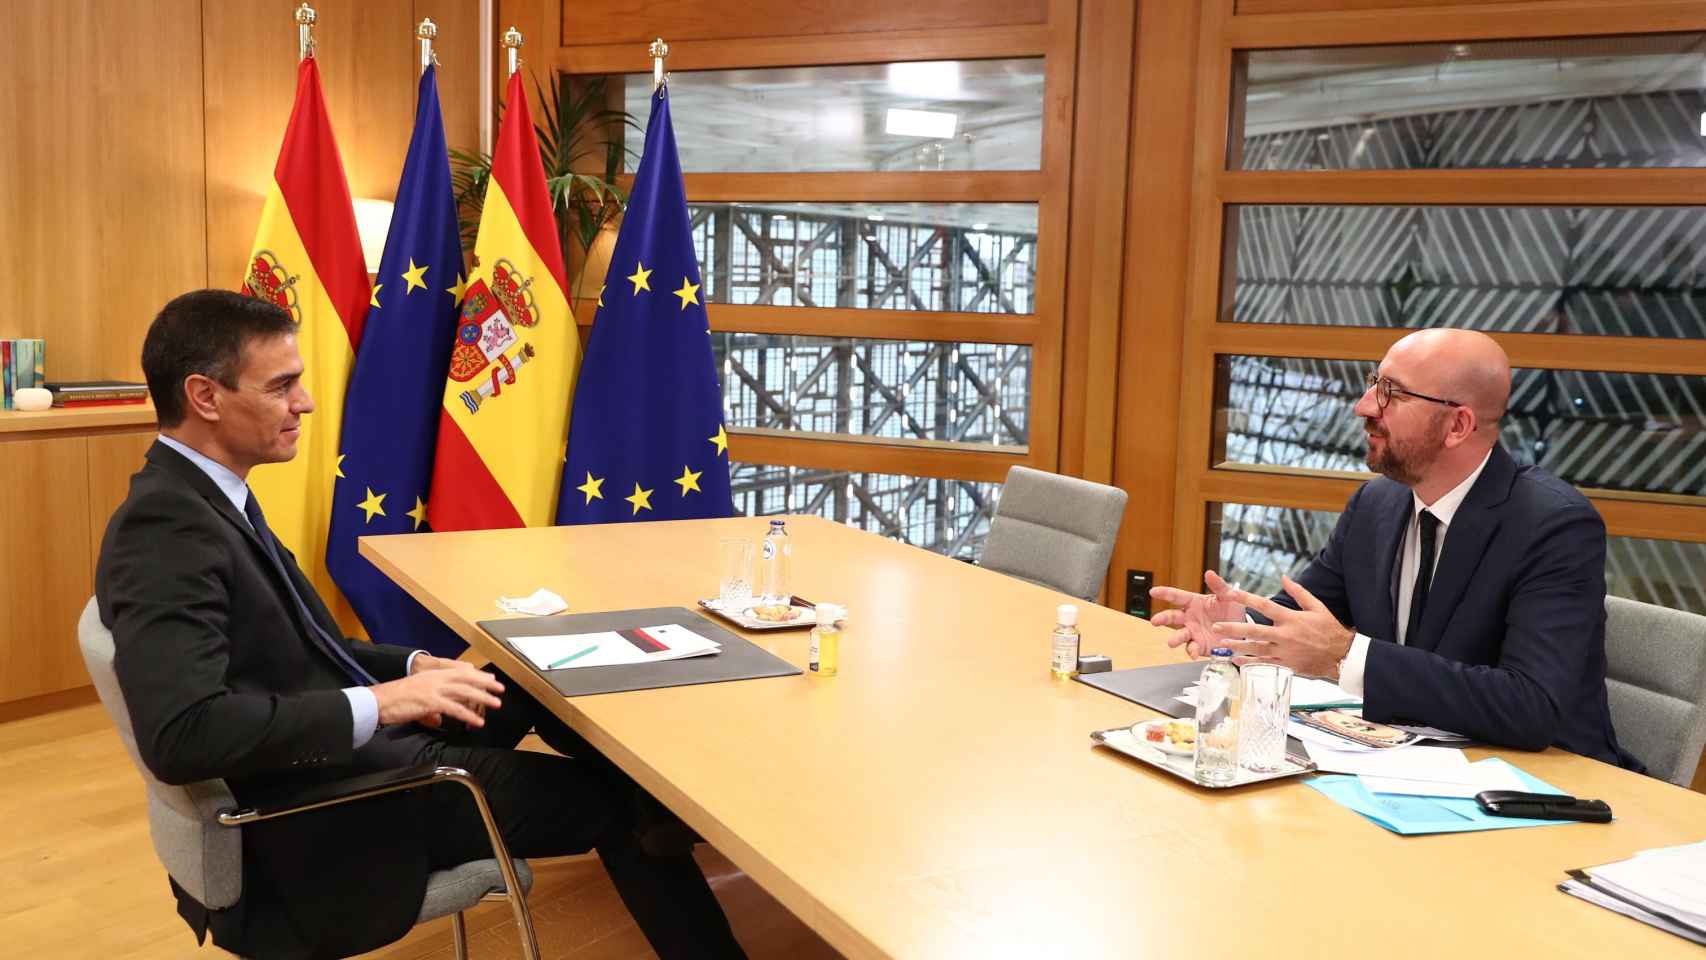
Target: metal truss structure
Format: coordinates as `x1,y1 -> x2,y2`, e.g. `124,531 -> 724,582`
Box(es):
1220,89 -> 1706,613
691,204 -> 1035,557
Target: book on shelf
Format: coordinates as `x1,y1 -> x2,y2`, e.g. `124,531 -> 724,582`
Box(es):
44,380 -> 149,407
2,338 -> 47,411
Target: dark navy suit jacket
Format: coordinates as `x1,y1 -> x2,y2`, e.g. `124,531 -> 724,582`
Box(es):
1276,444 -> 1640,770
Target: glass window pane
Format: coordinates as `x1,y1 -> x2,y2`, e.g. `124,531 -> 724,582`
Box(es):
1237,36 -> 1706,170
1210,501 -> 1706,618
732,462 -> 1000,559
1226,205 -> 1706,340
1216,355 -> 1706,499
622,59 -> 1045,173
689,203 -> 1037,313
718,333 -> 1030,447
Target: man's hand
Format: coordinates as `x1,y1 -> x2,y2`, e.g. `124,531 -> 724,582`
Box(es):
371,660 -> 502,729
1207,575 -> 1354,679
1149,570 -> 1246,659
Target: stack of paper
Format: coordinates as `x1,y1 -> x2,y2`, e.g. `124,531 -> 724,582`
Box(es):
1302,742 -> 1526,798
1562,841 -> 1706,945
510,623 -> 721,671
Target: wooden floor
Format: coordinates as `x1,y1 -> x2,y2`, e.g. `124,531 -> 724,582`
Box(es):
0,704 -> 843,959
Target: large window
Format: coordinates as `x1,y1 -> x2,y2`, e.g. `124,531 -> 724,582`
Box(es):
1177,14 -> 1706,623
592,47 -> 1062,559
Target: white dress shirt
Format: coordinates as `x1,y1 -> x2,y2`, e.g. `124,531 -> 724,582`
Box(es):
1336,449 -> 1493,697
155,434 -> 415,748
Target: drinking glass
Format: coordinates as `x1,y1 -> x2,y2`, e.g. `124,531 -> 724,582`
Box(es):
1239,664 -> 1293,773
718,538 -> 755,612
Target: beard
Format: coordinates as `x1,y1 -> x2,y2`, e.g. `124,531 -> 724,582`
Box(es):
1364,411 -> 1450,486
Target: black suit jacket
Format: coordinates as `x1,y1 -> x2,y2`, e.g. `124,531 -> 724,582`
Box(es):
1277,444 -> 1639,769
97,440 -> 439,958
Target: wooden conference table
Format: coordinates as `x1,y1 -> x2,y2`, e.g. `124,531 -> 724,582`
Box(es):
362,515 -> 1706,959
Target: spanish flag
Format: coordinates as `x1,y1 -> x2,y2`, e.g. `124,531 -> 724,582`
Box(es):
428,72 -> 579,530
241,57 -> 367,629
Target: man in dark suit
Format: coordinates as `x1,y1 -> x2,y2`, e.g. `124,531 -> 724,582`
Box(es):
97,289 -> 746,958
1151,328 -> 1639,769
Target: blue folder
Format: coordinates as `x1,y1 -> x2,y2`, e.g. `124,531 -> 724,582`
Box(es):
1304,758 -> 1587,835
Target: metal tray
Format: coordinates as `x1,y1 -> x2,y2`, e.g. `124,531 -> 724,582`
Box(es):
697,597 -> 817,631
1091,725 -> 1317,789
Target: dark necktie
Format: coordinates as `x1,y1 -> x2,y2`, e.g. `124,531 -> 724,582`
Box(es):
243,489 -> 376,686
1404,508 -> 1441,646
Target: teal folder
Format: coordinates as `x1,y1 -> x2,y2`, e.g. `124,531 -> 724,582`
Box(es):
1304,758 -> 1585,835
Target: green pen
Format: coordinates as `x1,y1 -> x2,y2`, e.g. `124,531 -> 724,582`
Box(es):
548,643 -> 599,669
1291,702 -> 1362,713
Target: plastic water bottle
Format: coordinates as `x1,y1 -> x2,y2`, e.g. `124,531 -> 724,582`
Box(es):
1050,604 -> 1080,678
1194,647 -> 1239,784
759,519 -> 792,607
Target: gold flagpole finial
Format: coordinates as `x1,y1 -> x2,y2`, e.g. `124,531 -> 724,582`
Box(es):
416,17 -> 437,75
294,3 -> 317,61
501,27 -> 524,78
649,38 -> 670,92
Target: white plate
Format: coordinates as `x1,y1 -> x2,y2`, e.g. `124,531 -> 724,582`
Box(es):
698,598 -> 816,631
1133,718 -> 1195,757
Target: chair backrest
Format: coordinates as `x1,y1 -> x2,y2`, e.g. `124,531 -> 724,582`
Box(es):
1603,594 -> 1706,787
77,597 -> 243,908
980,466 -> 1129,602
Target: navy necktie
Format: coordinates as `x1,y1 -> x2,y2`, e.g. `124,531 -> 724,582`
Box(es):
1405,509 -> 1440,646
243,489 -> 376,686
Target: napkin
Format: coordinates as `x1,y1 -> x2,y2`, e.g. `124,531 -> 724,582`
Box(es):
496,588 -> 569,616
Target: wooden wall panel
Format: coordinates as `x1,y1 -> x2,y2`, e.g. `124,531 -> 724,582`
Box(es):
86,431 -> 159,563
1238,0 -> 1535,12
416,0 -> 488,157
561,0 -> 1045,48
0,0 -> 207,383
1057,1 -> 1137,486
0,438 -> 94,703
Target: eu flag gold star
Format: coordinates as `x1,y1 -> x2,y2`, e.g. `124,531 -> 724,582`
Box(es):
673,278 -> 701,310
597,284 -> 605,308
625,482 -> 654,515
406,496 -> 429,530
627,262 -> 653,294
369,284 -> 382,309
577,472 -> 605,505
402,258 -> 429,293
674,465 -> 703,495
334,453 -> 347,479
357,487 -> 388,522
447,272 -> 468,302
708,425 -> 729,456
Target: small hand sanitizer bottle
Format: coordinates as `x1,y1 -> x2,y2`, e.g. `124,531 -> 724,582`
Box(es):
1050,604 -> 1080,678
809,604 -> 844,677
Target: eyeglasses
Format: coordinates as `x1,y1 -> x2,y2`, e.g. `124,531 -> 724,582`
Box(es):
1364,373 -> 1462,413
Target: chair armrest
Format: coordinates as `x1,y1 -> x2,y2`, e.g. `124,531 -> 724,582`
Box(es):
217,764 -> 469,826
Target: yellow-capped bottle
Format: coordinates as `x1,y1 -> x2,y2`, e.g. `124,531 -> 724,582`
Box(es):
809,603 -> 844,677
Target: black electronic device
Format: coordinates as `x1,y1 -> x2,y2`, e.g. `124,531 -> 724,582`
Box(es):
1474,790 -> 1613,823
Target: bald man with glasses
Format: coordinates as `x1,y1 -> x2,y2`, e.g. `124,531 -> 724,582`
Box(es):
1152,329 -> 1640,768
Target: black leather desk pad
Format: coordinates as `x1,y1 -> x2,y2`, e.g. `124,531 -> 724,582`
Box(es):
479,606 -> 801,698
1076,660 -> 1206,719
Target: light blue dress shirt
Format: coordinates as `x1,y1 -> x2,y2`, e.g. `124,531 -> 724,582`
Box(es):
155,434 -> 406,748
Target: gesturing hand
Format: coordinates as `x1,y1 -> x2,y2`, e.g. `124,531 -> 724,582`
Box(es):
371,660 -> 503,729
1206,575 -> 1354,680
1149,570 -> 1246,659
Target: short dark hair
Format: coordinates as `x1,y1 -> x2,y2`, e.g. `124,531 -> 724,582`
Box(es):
142,290 -> 298,427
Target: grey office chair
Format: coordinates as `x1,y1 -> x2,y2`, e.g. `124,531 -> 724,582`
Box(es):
1603,594 -> 1706,787
980,465 -> 1129,602
76,598 -> 540,960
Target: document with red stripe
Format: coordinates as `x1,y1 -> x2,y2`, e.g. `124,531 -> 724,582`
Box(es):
510,623 -> 721,671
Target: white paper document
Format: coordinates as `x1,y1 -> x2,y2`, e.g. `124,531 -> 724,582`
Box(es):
1358,758 -> 1527,798
1304,742 -> 1469,778
1585,841 -> 1706,931
1176,676 -> 1361,710
510,624 -> 721,671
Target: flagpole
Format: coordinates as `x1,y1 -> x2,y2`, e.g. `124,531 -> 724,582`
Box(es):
650,37 -> 669,92
294,2 -> 316,61
502,26 -> 523,78
417,18 -> 437,77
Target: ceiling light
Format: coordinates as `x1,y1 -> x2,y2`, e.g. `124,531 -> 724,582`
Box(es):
971,221 -> 989,231
885,108 -> 958,139
887,60 -> 961,98
867,213 -> 886,222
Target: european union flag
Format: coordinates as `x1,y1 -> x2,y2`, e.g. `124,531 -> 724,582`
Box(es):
557,86 -> 732,524
327,65 -> 467,656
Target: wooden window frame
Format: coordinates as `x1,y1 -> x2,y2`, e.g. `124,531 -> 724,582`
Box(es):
1175,0 -> 1706,585
555,5 -> 1079,485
